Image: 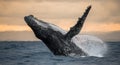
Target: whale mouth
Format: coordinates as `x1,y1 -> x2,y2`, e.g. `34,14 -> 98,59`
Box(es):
24,15 -> 34,22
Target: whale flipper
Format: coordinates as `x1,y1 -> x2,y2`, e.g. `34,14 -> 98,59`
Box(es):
65,6 -> 91,40
24,5 -> 91,56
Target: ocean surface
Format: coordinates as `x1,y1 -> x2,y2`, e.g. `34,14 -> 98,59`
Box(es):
0,41 -> 120,65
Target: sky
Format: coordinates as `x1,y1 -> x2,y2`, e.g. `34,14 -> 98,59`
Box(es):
0,0 -> 120,41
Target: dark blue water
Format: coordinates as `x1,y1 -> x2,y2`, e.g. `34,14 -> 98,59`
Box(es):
0,41 -> 120,65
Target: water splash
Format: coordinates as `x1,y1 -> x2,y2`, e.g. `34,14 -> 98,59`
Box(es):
71,35 -> 108,57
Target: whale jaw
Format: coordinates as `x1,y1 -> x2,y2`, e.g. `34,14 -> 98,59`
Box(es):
25,15 -> 51,30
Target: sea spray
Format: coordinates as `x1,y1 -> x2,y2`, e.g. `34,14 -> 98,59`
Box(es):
71,35 -> 108,57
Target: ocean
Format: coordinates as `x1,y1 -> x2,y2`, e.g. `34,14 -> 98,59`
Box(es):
0,41 -> 120,65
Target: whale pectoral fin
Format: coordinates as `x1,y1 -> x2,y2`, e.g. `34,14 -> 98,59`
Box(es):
65,5 -> 91,40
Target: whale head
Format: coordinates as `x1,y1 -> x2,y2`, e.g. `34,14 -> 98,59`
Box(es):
24,15 -> 49,39
24,15 -> 48,29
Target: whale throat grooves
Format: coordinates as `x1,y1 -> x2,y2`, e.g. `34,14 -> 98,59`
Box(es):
24,6 -> 92,56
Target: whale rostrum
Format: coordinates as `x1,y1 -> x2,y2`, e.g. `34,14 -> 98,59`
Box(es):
24,5 -> 91,56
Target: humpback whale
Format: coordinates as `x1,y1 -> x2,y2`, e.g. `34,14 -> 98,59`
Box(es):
24,6 -> 91,56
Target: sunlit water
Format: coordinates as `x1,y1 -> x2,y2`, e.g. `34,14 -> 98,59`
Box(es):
0,41 -> 120,65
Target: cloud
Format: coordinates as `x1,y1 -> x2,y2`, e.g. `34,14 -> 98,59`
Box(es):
0,0 -> 120,33
0,0 -> 92,2
86,0 -> 120,24
0,1 -> 90,18
0,25 -> 31,32
0,0 -> 119,22
0,30 -> 120,41
0,0 -> 119,41
0,31 -> 39,41
82,30 -> 120,42
81,22 -> 120,33
0,17 -> 27,25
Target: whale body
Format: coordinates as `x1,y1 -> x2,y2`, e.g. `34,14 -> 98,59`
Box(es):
24,6 -> 91,56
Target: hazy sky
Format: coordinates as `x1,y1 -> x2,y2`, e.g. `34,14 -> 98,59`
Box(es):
0,0 -> 120,41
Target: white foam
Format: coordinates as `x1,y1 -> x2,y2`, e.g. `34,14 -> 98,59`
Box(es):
71,35 -> 107,57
